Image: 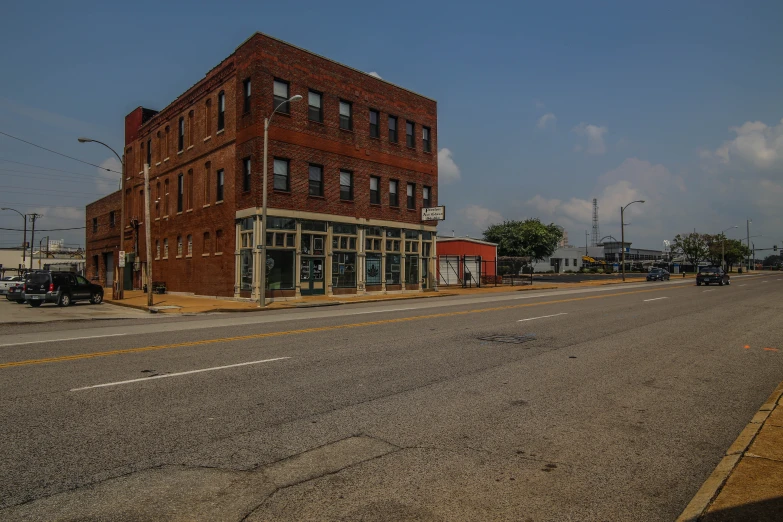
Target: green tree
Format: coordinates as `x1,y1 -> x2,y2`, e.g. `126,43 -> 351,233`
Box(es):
723,239 -> 750,272
763,254 -> 781,267
672,232 -> 709,268
483,219 -> 563,260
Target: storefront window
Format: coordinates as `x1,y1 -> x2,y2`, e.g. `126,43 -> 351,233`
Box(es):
301,234 -> 325,255
266,250 -> 295,290
385,254 -> 401,284
332,252 -> 357,288
266,217 -> 296,230
240,249 -> 253,291
406,256 -> 419,284
301,220 -> 327,232
333,223 -> 357,235
366,254 -> 382,284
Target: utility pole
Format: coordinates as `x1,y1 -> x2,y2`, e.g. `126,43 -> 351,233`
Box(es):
144,163 -> 153,308
746,219 -> 751,271
585,231 -> 588,256
28,213 -> 41,268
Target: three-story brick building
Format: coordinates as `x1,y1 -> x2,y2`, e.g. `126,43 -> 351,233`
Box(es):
104,32 -> 438,299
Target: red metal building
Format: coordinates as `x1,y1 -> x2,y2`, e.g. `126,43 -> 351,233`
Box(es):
436,237 -> 497,286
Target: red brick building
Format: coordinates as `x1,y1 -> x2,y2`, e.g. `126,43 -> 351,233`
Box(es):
94,32 -> 439,299
85,190 -> 122,290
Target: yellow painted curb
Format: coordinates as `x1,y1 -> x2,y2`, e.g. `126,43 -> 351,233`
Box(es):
677,380 -> 783,521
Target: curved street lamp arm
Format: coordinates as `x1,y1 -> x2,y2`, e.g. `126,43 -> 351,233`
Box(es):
266,95 -> 303,129
79,138 -> 123,166
0,207 -> 25,219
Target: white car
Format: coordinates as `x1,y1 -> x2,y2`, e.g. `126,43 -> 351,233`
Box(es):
0,276 -> 24,295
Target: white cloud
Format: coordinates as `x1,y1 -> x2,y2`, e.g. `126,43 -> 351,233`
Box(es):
573,123 -> 608,155
524,158 -> 685,239
28,206 -> 85,223
709,118 -> 783,169
462,205 -> 503,230
367,72 -> 382,79
438,148 -> 461,185
537,113 -> 557,130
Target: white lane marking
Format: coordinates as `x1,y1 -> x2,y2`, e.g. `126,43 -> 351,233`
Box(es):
352,307 -> 418,315
643,297 -> 669,302
71,357 -> 290,391
739,284 -> 747,287
703,289 -> 715,292
0,333 -> 127,348
518,312 -> 568,322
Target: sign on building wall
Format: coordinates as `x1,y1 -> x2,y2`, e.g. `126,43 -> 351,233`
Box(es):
422,206 -> 446,221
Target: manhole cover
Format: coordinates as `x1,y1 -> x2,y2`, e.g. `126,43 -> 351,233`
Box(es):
478,334 -> 537,344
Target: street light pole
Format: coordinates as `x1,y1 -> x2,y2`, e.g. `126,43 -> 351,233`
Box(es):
620,200 -> 645,282
38,236 -> 49,269
259,94 -> 303,307
1,208 -> 27,269
746,219 -> 751,272
78,137 -> 125,299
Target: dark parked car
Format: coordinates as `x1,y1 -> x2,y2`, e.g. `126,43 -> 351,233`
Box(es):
647,268 -> 670,281
5,283 -> 26,303
24,271 -> 104,307
697,266 -> 730,286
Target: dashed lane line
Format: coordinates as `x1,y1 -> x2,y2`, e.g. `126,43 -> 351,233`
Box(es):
0,285 -> 690,370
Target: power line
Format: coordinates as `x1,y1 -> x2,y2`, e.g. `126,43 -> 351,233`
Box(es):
0,170 -> 108,185
0,226 -> 86,231
2,185 -> 107,196
0,158 -> 106,178
0,131 -> 122,174
0,201 -> 86,209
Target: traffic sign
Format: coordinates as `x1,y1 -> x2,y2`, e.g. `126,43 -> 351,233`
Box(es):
118,251 -> 126,267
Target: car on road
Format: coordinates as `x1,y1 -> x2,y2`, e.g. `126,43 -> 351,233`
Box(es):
696,266 -> 730,286
0,275 -> 24,295
647,268 -> 670,281
5,283 -> 26,303
23,271 -> 104,307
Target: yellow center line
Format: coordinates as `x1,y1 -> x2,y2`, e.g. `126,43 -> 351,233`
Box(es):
1,285 -> 686,370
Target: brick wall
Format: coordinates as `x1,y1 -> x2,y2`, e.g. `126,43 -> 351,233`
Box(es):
117,32 -> 438,297
235,33 -> 438,226
85,190 -> 121,287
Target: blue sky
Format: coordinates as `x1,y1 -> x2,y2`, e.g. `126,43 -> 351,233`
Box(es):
1,0 -> 782,252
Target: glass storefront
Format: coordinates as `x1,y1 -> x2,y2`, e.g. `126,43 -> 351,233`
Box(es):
267,250 -> 295,290
385,254 -> 401,284
332,252 -> 357,288
366,254 -> 382,285
406,256 -> 419,284
240,249 -> 253,292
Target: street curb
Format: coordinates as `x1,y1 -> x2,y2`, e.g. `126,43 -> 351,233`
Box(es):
676,381 -> 783,521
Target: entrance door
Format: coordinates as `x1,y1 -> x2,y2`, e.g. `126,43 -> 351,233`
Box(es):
104,253 -> 114,288
300,257 -> 325,296
422,258 -> 429,289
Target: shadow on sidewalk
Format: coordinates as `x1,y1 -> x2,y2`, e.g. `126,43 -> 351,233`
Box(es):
702,496 -> 783,522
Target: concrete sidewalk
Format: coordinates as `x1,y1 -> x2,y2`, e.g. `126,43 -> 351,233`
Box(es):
105,284 -> 558,314
678,380 -> 783,521
105,275 -> 650,314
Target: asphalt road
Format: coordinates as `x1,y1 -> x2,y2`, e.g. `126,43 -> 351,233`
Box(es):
1,275 -> 782,521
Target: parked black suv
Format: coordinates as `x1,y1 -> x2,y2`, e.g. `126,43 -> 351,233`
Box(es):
24,271 -> 104,307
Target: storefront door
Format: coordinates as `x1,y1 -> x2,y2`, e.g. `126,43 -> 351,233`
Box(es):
300,257 -> 325,295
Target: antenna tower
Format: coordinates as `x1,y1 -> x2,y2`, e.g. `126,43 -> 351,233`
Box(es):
591,198 -> 600,246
